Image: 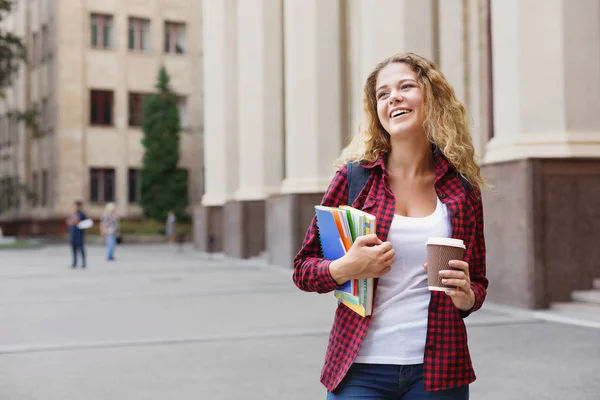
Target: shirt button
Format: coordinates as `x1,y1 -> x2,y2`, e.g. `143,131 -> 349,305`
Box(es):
440,193 -> 447,199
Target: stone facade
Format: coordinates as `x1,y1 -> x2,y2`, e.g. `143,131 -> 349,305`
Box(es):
3,1 -> 600,309
0,0 -> 203,234
198,0 -> 600,309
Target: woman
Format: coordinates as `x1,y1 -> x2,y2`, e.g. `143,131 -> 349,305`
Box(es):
166,211 -> 177,244
100,202 -> 120,261
293,53 -> 488,399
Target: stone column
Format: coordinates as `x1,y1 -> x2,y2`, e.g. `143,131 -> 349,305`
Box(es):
56,0 -> 87,216
467,0 -> 492,157
224,0 -> 284,258
438,0 -> 466,104
196,0 -> 238,253
483,0 -> 600,308
348,0 -> 437,141
438,0 -> 490,158
267,0 -> 343,268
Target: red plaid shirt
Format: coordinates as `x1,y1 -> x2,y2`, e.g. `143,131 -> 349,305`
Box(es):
293,151 -> 488,392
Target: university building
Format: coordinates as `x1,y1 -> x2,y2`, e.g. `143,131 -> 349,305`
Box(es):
197,0 -> 600,309
0,0 -> 204,234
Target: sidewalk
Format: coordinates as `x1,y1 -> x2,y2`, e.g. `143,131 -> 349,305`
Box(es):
0,244 -> 598,399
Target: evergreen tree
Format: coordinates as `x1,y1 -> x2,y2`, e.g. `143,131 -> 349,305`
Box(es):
140,66 -> 188,222
0,0 -> 39,130
0,0 -> 26,98
0,0 -> 38,214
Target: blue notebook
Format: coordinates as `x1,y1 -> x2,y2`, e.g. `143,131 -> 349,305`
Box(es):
314,206 -> 353,294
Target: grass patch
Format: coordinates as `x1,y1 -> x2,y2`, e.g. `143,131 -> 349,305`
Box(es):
0,240 -> 41,249
88,219 -> 192,236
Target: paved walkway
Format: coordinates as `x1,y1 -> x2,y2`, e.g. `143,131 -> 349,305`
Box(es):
0,244 -> 598,399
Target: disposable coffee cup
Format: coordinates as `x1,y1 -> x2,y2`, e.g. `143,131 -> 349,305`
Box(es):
426,237 -> 466,291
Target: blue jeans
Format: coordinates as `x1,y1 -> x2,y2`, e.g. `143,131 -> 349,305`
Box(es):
327,363 -> 469,400
105,234 -> 116,260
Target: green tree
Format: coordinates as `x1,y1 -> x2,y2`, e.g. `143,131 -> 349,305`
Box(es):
1,0 -> 39,129
0,0 -> 38,214
140,66 -> 187,222
0,0 -> 26,99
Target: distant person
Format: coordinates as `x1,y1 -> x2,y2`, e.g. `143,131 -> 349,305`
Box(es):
66,201 -> 87,268
166,211 -> 177,244
100,202 -> 120,261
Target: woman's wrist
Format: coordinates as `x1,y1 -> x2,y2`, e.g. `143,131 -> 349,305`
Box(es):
329,259 -> 350,285
456,288 -> 476,311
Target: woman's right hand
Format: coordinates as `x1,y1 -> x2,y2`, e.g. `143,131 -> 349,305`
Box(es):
329,234 -> 395,285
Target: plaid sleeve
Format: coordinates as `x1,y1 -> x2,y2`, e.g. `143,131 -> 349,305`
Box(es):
292,165 -> 349,294
461,190 -> 488,317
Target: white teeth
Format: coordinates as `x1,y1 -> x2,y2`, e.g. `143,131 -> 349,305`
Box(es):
391,110 -> 409,118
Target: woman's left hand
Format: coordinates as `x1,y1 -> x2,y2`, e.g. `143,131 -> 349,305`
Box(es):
439,260 -> 475,311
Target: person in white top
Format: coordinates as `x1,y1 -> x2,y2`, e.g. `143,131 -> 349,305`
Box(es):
355,197 -> 451,366
311,52 -> 489,399
100,203 -> 120,261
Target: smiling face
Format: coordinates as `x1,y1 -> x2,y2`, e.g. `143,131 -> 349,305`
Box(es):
375,62 -> 425,140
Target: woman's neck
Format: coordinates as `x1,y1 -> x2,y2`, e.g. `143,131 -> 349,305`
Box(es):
386,136 -> 434,179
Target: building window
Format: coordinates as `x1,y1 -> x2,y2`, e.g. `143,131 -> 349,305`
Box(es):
32,172 -> 38,206
7,113 -> 13,146
10,176 -> 17,209
1,177 -> 16,211
1,177 -> 15,211
0,115 -> 5,147
41,170 -> 48,206
0,178 -> 4,212
177,96 -> 190,130
129,17 -> 151,51
2,112 -> 20,146
41,24 -> 49,62
0,114 -> 13,147
48,57 -> 55,94
40,97 -> 48,133
128,168 -> 141,203
45,97 -> 54,134
128,93 -> 147,127
9,113 -> 18,144
91,14 -> 113,49
164,22 -> 186,54
31,31 -> 39,65
90,168 -> 115,203
90,90 -> 114,126
0,178 -> 5,212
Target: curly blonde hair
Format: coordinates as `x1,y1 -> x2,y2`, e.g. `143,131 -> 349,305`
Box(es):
336,52 -> 486,189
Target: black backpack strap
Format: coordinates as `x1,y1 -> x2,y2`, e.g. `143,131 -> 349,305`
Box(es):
433,144 -> 473,195
347,162 -> 370,206
456,172 -> 472,194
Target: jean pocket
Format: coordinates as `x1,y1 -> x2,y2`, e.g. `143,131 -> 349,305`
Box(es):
400,363 -> 424,382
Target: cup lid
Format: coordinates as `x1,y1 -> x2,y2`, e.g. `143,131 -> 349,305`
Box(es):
426,237 -> 465,249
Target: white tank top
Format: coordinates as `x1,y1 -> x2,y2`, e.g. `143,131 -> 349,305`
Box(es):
355,197 -> 452,365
